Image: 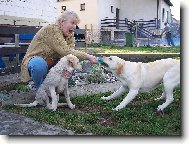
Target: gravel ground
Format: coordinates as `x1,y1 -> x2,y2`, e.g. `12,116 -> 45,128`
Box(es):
0,73 -> 121,135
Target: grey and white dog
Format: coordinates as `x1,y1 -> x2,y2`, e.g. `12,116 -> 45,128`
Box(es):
15,54 -> 82,111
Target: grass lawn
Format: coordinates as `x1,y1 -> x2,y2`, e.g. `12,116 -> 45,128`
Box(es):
81,46 -> 180,54
3,86 -> 181,135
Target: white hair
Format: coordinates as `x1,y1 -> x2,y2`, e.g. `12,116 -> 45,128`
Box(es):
56,10 -> 80,25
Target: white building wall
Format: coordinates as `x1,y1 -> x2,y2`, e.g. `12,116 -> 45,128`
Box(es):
98,0 -> 120,31
98,0 -> 120,20
119,0 -> 157,21
0,0 -> 57,23
159,0 -> 172,28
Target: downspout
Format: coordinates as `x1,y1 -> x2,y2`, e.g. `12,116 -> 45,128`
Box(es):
157,0 -> 159,29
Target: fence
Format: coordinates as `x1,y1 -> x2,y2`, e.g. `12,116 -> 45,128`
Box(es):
101,18 -> 158,29
101,18 -> 160,39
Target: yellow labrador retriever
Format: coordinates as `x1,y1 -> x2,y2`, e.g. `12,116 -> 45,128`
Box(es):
15,54 -> 82,111
101,56 -> 180,111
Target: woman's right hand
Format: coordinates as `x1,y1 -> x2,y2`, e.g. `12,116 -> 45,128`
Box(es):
87,54 -> 98,64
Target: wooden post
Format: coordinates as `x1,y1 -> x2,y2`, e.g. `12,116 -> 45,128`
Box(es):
135,22 -> 138,39
91,24 -> 93,43
15,34 -> 20,65
85,25 -> 87,53
111,30 -> 114,41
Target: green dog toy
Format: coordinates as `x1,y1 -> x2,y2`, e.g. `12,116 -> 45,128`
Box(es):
97,57 -> 104,64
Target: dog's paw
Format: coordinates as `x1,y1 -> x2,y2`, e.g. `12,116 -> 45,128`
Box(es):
112,106 -> 121,111
155,109 -> 164,116
157,105 -> 164,112
49,107 -> 57,111
112,107 -> 119,111
48,107 -> 57,111
101,96 -> 109,100
154,97 -> 160,101
47,104 -> 57,111
69,104 -> 75,109
112,105 -> 125,111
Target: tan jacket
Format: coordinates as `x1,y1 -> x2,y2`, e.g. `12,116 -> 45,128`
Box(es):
21,23 -> 87,82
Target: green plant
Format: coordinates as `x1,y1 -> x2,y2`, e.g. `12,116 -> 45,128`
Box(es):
86,64 -> 106,83
15,84 -> 31,92
90,64 -> 102,73
86,73 -> 106,84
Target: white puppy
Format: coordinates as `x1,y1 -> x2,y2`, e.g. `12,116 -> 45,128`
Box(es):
15,54 -> 82,111
101,56 -> 180,111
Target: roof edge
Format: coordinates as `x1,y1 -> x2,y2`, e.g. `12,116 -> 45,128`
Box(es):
164,0 -> 173,6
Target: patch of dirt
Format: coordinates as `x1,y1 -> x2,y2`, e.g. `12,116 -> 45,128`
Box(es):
98,112 -> 117,127
61,104 -> 117,127
0,73 -> 22,91
1,90 -> 35,106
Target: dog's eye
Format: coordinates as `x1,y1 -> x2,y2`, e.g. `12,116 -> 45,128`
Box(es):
109,57 -> 112,60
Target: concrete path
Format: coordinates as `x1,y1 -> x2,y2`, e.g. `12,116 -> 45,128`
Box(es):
0,109 -> 77,135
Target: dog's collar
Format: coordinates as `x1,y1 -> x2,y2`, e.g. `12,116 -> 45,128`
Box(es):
62,69 -> 73,79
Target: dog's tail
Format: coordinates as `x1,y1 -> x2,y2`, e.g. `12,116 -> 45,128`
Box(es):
14,100 -> 39,107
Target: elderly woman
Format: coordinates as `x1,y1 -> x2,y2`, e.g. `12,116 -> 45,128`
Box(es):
21,10 -> 98,90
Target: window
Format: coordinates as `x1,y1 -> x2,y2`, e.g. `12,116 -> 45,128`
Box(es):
111,6 -> 114,13
62,6 -> 66,12
162,8 -> 165,22
80,3 -> 85,11
57,0 -> 66,2
166,11 -> 169,23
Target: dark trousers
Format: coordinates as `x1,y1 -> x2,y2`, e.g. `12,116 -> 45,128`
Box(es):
166,32 -> 175,46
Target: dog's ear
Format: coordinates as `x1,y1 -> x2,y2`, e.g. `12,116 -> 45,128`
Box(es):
67,56 -> 76,68
115,62 -> 124,76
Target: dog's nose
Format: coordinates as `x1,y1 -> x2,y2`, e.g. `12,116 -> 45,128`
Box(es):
102,56 -> 107,59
